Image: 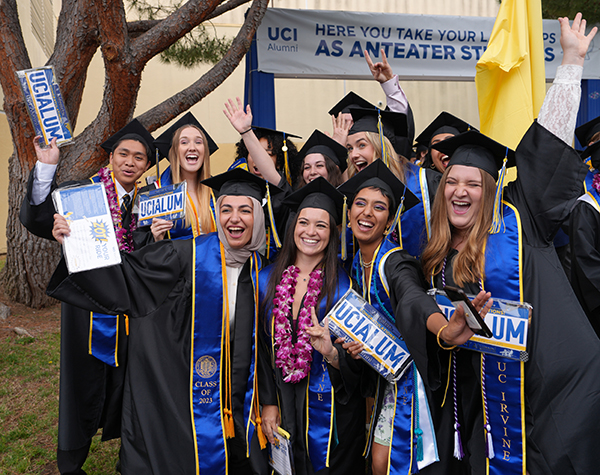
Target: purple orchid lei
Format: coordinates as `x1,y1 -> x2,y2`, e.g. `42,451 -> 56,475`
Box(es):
273,265 -> 323,383
593,172 -> 600,195
98,167 -> 137,253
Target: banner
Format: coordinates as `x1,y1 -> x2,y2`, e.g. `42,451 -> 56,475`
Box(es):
256,8 -> 600,80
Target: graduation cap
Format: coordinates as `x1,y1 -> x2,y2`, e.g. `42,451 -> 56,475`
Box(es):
293,129 -> 348,173
328,91 -> 377,117
153,112 -> 219,160
202,168 -> 284,247
252,126 -> 301,141
338,160 -> 420,259
349,108 -> 408,141
582,141 -> 600,168
576,115 -> 600,148
282,176 -> 345,225
251,127 -> 301,186
100,119 -> 156,165
431,131 -> 516,234
415,112 -> 475,147
431,131 -> 516,181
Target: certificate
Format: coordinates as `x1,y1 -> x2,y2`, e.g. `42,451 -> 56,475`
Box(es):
268,427 -> 293,475
52,183 -> 121,273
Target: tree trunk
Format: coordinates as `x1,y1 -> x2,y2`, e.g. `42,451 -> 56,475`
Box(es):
3,154 -> 60,307
1,0 -> 268,308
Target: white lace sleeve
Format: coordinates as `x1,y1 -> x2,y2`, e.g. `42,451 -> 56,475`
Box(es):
537,64 -> 583,144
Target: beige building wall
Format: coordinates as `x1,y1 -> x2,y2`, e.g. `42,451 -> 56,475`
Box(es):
0,0 -> 502,252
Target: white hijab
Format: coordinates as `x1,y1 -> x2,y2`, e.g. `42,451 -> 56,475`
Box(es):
215,195 -> 266,268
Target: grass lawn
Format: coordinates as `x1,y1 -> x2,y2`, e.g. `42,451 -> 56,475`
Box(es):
0,283 -> 120,474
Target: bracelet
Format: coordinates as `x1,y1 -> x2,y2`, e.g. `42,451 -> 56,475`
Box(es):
240,128 -> 252,135
437,324 -> 456,350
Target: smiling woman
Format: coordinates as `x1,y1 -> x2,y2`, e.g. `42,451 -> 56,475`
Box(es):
137,112 -> 219,243
257,178 -> 366,475
345,107 -> 442,258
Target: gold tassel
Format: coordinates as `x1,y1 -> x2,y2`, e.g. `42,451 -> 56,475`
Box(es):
266,183 -> 282,248
124,314 -> 129,336
255,415 -> 268,449
282,135 -> 292,185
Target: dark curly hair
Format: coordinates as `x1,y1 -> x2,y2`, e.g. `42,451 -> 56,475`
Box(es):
235,129 -> 299,180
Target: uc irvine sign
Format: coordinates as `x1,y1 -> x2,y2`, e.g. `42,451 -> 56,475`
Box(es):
256,9 -> 600,80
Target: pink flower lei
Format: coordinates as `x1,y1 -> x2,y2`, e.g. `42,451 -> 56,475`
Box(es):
98,167 -> 137,253
593,172 -> 600,195
273,265 -> 323,383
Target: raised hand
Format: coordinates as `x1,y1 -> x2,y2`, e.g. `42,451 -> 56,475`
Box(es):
223,97 -> 253,134
559,13 -> 598,67
330,112 -> 352,146
33,136 -> 59,165
365,49 -> 394,84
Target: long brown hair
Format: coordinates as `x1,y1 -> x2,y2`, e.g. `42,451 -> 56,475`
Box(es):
169,125 -> 215,233
346,132 -> 408,182
261,211 -> 340,334
421,166 -> 496,287
590,131 -> 600,145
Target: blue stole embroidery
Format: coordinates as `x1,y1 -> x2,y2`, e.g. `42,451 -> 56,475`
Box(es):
480,202 -> 526,475
259,264 -> 351,471
353,238 -> 437,473
397,163 -> 431,259
191,233 -> 262,473
87,174 -> 133,367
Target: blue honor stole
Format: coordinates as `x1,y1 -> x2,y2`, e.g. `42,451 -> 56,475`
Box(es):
87,173 -> 136,367
190,233 -> 262,474
581,164 -> 600,214
354,240 -> 438,473
397,163 -> 432,259
261,265 -> 351,471
480,201 -> 526,475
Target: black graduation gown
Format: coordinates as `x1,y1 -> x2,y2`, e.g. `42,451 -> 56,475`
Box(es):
394,122 -> 600,474
257,267 -> 366,475
569,200 -> 600,338
46,238 -> 268,475
19,170 -> 128,459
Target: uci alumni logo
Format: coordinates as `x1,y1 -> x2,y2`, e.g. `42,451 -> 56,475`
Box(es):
196,355 -> 217,379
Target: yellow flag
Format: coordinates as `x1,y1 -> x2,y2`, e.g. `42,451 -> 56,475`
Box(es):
475,0 -> 545,151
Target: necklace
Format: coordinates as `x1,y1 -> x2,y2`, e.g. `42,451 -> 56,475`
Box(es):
272,265 -> 323,383
359,252 -> 374,268
98,167 -> 137,253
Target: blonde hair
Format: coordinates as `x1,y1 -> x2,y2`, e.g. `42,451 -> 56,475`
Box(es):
169,125 -> 215,233
346,132 -> 408,182
421,166 -> 496,287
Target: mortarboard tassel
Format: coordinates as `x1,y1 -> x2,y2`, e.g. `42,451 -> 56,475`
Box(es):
282,134 -> 292,185
265,183 -> 282,248
341,196 -> 348,261
490,148 -> 508,234
155,149 -> 161,187
385,192 -> 405,237
413,363 -> 424,464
